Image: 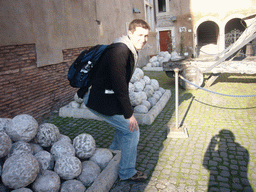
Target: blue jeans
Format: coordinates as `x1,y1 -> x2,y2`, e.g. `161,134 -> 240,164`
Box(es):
84,91 -> 139,180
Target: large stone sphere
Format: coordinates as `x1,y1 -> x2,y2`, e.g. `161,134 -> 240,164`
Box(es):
141,100 -> 151,110
90,148 -> 113,170
73,133 -> 96,159
74,93 -> 84,104
34,150 -> 54,171
143,75 -> 151,85
159,87 -> 166,94
138,91 -> 147,101
5,114 -> 38,142
134,105 -> 149,114
11,188 -> 33,192
77,160 -> 101,187
8,141 -> 33,158
148,97 -> 158,107
134,81 -> 144,92
150,79 -> 159,91
1,153 -> 39,189
129,82 -> 135,92
54,155 -> 82,180
32,170 -> 60,192
50,140 -> 76,160
58,134 -> 72,143
144,85 -> 154,98
129,92 -> 142,106
35,123 -> 60,147
0,131 -> 12,158
0,118 -> 11,132
29,143 -> 43,155
60,179 -> 86,192
130,68 -> 144,83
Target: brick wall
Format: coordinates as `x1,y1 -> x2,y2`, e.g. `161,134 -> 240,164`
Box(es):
0,44 -> 88,121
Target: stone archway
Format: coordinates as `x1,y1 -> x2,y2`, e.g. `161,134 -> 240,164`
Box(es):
196,21 -> 220,57
225,18 -> 247,48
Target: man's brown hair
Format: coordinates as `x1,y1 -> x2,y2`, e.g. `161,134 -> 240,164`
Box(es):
128,19 -> 151,33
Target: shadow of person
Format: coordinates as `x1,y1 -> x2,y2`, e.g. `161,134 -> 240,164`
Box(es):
203,129 -> 253,191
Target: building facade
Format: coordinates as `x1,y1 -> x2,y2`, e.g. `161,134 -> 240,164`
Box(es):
155,0 -> 256,58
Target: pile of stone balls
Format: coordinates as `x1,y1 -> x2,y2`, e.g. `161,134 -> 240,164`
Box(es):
0,114 -> 113,192
144,51 -> 183,68
68,68 -> 168,114
128,68 -> 166,114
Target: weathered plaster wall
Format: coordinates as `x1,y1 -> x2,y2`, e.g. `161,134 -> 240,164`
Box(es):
0,0 -> 154,67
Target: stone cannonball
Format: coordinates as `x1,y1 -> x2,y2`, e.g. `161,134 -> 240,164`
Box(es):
138,91 -> 147,101
134,81 -> 145,92
29,143 -> 43,155
77,160 -> 101,187
60,179 -> 86,192
73,133 -> 96,159
74,93 -> 84,104
1,153 -> 39,189
130,68 -> 144,83
141,100 -> 151,110
143,75 -> 151,85
134,105 -> 149,114
90,148 -> 113,170
150,79 -> 160,91
129,92 -> 142,107
0,131 -> 12,158
32,170 -> 60,192
35,123 -> 60,147
54,155 -> 82,180
158,87 -> 166,94
34,150 -> 54,171
129,82 -> 135,93
148,97 -> 158,107
0,118 -> 11,132
144,85 -> 154,98
58,134 -> 72,143
69,101 -> 81,108
11,188 -> 33,192
50,140 -> 76,160
8,141 -> 33,158
5,114 -> 38,142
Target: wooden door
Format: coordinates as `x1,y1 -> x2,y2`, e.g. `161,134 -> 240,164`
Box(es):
159,30 -> 172,52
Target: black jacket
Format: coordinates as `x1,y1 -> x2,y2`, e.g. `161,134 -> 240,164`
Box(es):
85,43 -> 135,119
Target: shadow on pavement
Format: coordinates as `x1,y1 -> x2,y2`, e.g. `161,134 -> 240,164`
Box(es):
203,129 -> 253,191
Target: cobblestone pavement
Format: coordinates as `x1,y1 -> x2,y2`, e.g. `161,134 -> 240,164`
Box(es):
43,72 -> 256,192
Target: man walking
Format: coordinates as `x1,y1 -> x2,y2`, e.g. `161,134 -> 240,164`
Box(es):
82,19 -> 150,181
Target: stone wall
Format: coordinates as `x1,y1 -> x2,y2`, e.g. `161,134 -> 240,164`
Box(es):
0,44 -> 87,120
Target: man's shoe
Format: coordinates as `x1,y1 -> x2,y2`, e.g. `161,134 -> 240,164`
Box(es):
127,171 -> 148,181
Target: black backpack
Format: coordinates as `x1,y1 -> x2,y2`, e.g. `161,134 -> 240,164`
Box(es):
67,44 -> 108,89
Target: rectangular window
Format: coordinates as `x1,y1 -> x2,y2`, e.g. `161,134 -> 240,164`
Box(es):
144,0 -> 154,31
158,0 -> 166,12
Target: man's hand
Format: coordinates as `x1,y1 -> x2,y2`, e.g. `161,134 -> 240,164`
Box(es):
128,115 -> 139,132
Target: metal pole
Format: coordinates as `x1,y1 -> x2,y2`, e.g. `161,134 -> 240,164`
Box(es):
174,68 -> 179,129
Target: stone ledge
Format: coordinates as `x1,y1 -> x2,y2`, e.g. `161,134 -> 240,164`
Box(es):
87,151 -> 121,192
59,90 -> 171,125
142,67 -> 163,71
